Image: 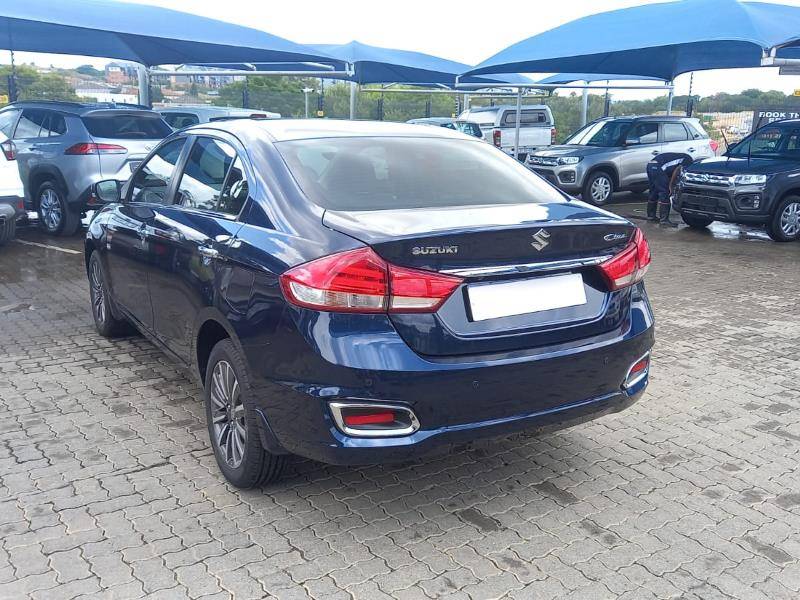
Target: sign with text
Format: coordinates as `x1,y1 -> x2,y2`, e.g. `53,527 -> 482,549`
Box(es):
752,108 -> 800,131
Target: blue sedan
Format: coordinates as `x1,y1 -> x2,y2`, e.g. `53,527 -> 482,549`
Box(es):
84,119 -> 654,487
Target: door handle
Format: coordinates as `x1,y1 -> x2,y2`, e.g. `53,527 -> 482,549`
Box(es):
198,246 -> 221,260
688,147 -> 696,152
651,150 -> 660,155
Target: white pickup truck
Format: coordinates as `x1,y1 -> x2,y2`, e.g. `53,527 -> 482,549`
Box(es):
458,105 -> 556,161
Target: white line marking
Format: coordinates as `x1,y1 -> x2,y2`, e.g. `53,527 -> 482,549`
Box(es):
13,239 -> 82,255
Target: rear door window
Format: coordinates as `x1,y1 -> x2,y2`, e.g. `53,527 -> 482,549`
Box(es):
82,113 -> 172,139
40,112 -> 66,137
662,122 -> 689,142
0,109 -> 21,138
625,122 -> 659,144
14,109 -> 49,138
129,138 -> 186,204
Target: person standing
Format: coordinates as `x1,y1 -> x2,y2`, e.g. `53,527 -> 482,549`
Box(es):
646,152 -> 693,226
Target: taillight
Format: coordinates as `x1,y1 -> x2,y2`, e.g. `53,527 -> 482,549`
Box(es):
598,228 -> 651,291
65,143 -> 127,155
493,129 -> 501,147
551,127 -> 557,144
1,140 -> 16,161
279,247 -> 463,314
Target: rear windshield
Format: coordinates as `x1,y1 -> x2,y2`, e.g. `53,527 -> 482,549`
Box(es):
82,114 -> 172,139
275,137 -> 566,211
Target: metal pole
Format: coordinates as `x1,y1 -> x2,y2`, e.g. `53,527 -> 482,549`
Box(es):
9,50 -> 18,102
514,88 -> 522,161
463,93 -> 470,112
604,80 -> 610,117
349,81 -> 357,120
666,81 -> 674,115
580,83 -> 589,126
304,89 -> 309,118
138,65 -> 150,107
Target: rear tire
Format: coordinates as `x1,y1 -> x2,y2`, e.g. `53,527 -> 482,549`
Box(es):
205,339 -> 286,488
680,213 -> 714,229
37,181 -> 80,236
766,196 -> 800,242
88,252 -> 131,338
582,171 -> 615,206
0,217 -> 15,246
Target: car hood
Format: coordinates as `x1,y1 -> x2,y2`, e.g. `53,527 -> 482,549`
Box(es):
530,145 -> 613,158
689,156 -> 800,175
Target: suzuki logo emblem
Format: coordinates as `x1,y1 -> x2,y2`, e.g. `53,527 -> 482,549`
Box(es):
531,229 -> 551,251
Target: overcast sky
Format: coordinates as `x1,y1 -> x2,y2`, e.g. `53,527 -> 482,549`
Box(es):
9,0 -> 800,100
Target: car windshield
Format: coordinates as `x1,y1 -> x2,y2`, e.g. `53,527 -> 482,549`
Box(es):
565,120 -> 632,147
82,114 -> 172,139
727,126 -> 800,160
275,137 -> 566,211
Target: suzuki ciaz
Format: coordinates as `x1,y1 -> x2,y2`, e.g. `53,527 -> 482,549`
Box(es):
85,120 -> 654,487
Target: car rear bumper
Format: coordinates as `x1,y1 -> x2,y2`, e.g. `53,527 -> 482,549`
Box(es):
0,195 -> 26,220
249,292 -> 655,466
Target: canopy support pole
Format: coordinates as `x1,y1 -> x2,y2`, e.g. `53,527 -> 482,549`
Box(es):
666,82 -> 674,115
580,83 -> 589,126
349,81 -> 357,120
514,88 -> 522,161
139,65 -> 151,107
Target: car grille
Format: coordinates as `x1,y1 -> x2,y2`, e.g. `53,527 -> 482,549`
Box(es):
533,168 -> 559,185
679,188 -> 732,217
683,172 -> 733,186
529,156 -> 559,167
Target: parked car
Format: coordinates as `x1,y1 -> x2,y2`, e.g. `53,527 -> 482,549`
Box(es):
85,119 -> 654,487
159,105 -> 281,130
527,116 -> 716,205
407,117 -> 484,139
0,101 -> 172,236
458,105 -> 556,161
0,128 -> 25,245
674,120 -> 800,241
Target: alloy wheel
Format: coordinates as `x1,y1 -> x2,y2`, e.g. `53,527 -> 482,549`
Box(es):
89,259 -> 106,325
210,360 -> 246,468
39,189 -> 62,231
590,176 -> 612,203
780,201 -> 800,237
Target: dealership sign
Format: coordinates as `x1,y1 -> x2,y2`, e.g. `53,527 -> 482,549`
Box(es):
752,108 -> 800,131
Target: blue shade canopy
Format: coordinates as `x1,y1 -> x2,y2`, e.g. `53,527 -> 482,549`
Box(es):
466,0 -> 800,81
536,73 -> 666,85
0,0 -> 338,67
308,41 -> 532,86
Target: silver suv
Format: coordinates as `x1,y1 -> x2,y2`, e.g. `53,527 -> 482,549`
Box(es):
0,101 -> 172,235
527,116 -> 716,205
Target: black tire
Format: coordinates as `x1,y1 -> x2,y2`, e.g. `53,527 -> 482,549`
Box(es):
88,252 -> 131,338
582,171 -> 615,206
204,339 -> 286,488
0,217 -> 15,246
766,196 -> 800,242
36,181 -> 81,236
680,213 -> 714,229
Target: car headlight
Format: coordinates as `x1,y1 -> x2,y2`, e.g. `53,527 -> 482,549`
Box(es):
734,174 -> 767,185
558,156 -> 581,165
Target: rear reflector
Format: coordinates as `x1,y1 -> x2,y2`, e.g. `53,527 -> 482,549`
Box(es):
1,140 -> 16,161
623,353 -> 650,389
280,247 -> 463,314
330,402 -> 420,437
598,228 -> 651,291
65,143 -> 127,155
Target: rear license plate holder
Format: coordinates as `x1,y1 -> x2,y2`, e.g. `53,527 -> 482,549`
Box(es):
467,273 -> 587,322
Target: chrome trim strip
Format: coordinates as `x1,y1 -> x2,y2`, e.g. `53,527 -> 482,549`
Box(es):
622,351 -> 651,390
441,255 -> 613,278
329,401 -> 420,438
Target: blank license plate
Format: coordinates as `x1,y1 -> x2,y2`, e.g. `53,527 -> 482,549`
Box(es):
467,273 -> 587,321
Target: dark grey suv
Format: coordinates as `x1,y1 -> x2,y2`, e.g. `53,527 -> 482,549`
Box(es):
528,116 -> 716,205
0,101 -> 171,236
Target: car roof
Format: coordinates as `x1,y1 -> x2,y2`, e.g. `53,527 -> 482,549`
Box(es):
2,100 -> 153,115
159,105 -> 260,115
465,104 -> 549,112
196,118 -> 471,142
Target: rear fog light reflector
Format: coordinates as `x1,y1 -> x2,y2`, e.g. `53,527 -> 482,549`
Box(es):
623,354 -> 650,389
329,402 -> 420,437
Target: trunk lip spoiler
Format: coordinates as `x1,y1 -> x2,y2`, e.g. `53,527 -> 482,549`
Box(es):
439,255 -> 613,278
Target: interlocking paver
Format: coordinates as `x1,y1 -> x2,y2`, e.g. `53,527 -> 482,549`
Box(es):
1,213 -> 799,599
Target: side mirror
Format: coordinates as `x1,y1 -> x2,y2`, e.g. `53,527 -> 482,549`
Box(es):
90,179 -> 122,205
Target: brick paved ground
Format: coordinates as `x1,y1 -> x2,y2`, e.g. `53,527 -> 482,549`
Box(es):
0,208 -> 799,600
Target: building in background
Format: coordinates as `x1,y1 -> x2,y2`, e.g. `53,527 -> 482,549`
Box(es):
104,62 -> 138,84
